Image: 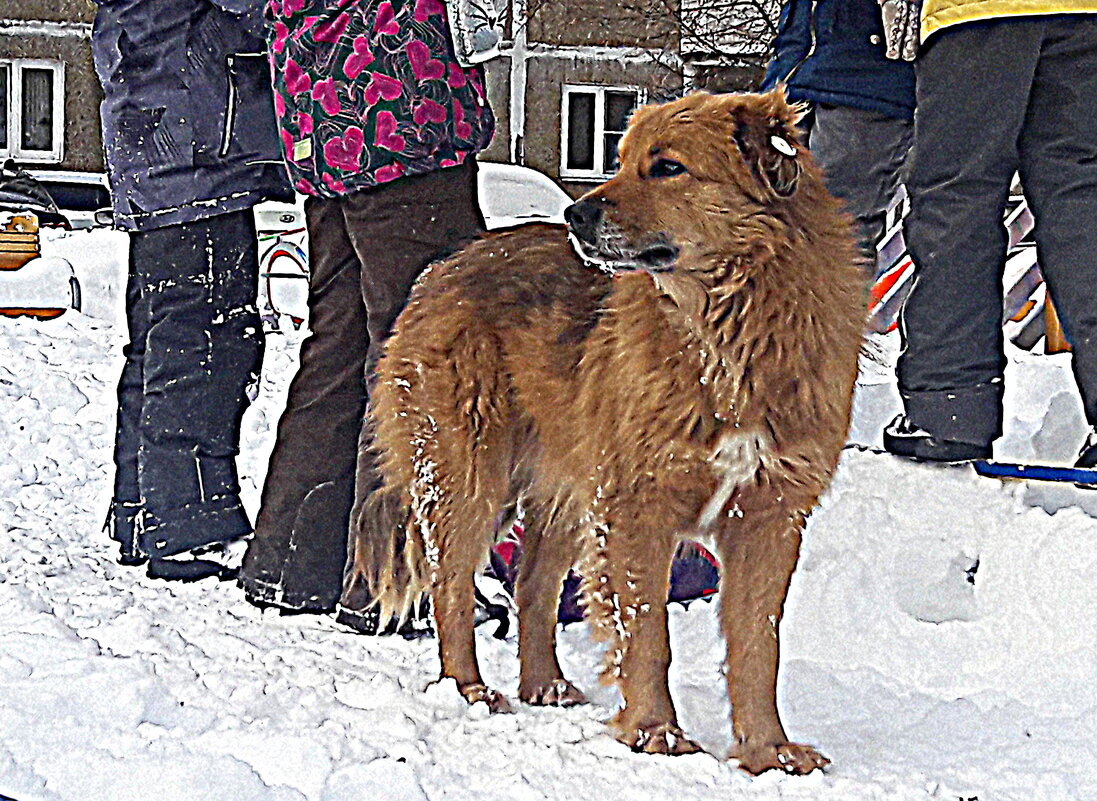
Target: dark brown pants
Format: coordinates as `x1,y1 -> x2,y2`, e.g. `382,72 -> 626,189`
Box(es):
240,161 -> 485,611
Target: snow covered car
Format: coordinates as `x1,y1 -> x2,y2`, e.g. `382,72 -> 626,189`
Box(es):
254,162 -> 573,330
0,210 -> 81,320
476,161 -> 572,228
0,163 -> 82,320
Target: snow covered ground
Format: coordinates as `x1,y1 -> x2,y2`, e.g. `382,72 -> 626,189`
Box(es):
3,228 -> 1097,801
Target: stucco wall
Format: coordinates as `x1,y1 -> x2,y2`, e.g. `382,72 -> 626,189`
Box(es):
6,0 -> 95,24
526,0 -> 677,49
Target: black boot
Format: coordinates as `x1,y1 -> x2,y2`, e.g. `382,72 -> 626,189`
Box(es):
146,556 -> 226,582
146,539 -> 246,583
1075,427 -> 1097,469
883,415 -> 992,463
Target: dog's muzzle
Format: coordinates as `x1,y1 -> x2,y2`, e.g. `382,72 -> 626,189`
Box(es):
565,199 -> 680,274
564,198 -> 608,245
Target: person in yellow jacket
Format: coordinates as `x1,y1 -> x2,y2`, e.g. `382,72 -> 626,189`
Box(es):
878,2 -> 1097,468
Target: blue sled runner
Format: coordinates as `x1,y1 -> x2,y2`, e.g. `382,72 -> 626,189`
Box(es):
973,460 -> 1097,485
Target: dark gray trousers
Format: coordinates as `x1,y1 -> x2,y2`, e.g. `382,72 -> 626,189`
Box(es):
809,103 -> 912,265
240,161 -> 485,612
899,16 -> 1097,445
111,209 -> 262,558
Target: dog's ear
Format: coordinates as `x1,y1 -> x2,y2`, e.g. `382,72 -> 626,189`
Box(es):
730,102 -> 802,199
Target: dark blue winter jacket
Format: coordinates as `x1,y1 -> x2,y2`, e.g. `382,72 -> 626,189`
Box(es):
762,0 -> 916,121
92,0 -> 292,232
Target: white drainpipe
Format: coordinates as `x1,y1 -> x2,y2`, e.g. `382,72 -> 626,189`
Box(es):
507,0 -> 528,164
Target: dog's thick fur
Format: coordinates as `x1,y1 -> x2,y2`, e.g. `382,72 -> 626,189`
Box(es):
348,90 -> 865,774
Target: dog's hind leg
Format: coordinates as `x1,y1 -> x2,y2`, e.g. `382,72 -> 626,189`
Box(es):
427,487 -> 516,713
583,499 -> 703,755
515,499 -> 588,707
714,499 -> 829,775
428,344 -> 517,711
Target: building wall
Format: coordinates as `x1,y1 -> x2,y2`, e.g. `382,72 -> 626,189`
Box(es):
525,0 -> 678,49
480,57 -> 512,164
6,0 -> 94,24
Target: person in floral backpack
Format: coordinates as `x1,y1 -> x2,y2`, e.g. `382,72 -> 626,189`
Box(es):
240,0 -> 495,629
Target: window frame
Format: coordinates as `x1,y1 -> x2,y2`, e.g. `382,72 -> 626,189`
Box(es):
1,59 -> 66,164
559,84 -> 643,182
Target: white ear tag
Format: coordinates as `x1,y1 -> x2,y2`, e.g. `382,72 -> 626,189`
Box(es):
770,135 -> 796,157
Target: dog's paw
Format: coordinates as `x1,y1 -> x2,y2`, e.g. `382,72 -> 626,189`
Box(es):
731,740 -> 830,775
459,682 -> 514,714
519,678 -> 588,707
619,722 -> 704,756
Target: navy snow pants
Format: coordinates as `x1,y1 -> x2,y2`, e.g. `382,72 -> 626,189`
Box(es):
110,208 -> 263,559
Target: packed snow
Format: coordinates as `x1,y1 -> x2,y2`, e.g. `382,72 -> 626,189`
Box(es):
3,226 -> 1097,801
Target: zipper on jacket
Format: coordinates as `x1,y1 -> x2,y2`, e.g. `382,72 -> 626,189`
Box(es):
220,53 -> 265,158
781,0 -> 818,84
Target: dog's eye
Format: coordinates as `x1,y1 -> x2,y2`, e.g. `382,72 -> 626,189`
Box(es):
648,158 -> 688,179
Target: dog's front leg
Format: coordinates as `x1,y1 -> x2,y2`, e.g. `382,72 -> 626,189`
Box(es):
588,514 -> 702,755
515,513 -> 587,706
716,504 -> 829,775
433,565 -> 513,713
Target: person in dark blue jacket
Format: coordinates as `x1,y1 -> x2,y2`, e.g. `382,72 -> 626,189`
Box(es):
93,0 -> 293,581
763,0 -> 916,263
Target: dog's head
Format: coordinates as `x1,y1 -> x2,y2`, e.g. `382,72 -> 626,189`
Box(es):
565,89 -> 814,276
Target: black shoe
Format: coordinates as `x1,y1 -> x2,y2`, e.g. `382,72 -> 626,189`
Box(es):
335,605 -> 381,635
883,415 -> 992,463
336,597 -> 434,640
190,539 -> 247,581
1073,427 -> 1097,489
118,545 -> 148,568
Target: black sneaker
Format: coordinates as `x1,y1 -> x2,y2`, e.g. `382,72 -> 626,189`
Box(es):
336,597 -> 434,640
883,415 -> 992,463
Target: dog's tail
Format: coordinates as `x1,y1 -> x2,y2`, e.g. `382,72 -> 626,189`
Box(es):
344,470 -> 432,627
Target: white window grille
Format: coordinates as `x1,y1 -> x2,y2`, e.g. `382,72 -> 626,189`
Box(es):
560,85 -> 642,181
1,59 -> 65,164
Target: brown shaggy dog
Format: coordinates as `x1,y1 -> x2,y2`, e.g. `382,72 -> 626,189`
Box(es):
347,89 -> 865,775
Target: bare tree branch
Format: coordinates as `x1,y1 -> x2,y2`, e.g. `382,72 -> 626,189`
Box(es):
521,0 -> 781,88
